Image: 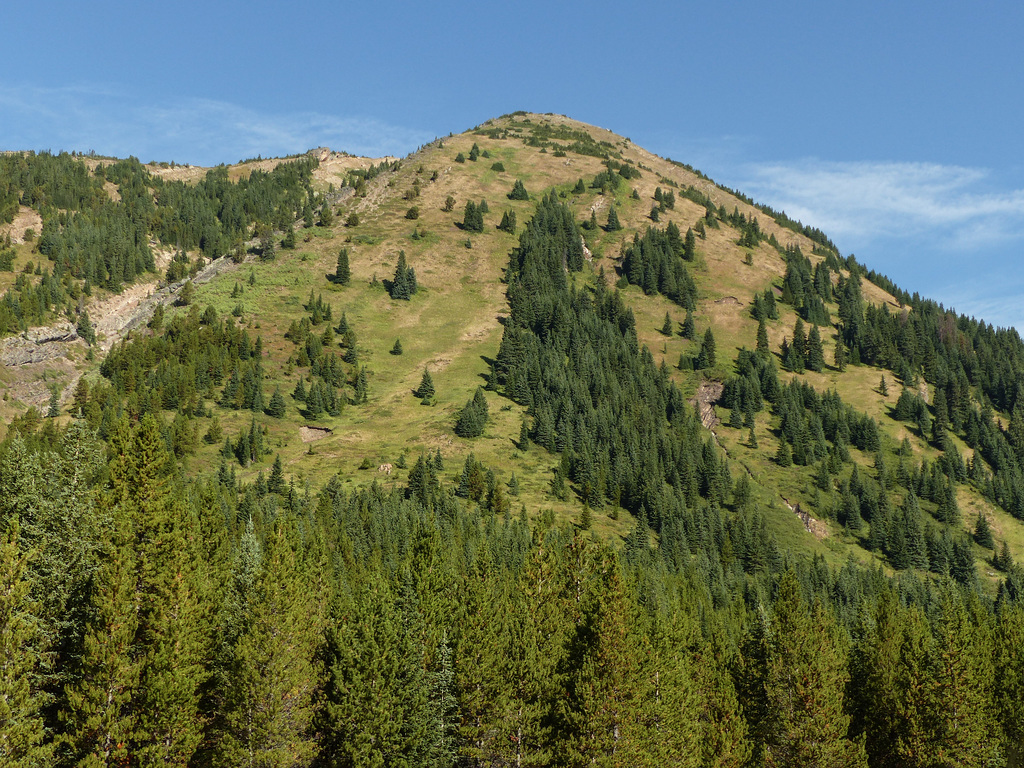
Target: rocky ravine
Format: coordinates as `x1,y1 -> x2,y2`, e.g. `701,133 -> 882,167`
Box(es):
1,253 -> 244,409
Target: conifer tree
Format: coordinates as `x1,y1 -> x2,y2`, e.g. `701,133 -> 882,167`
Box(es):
696,328 -> 717,369
214,520 -> 324,768
389,250 -> 417,300
266,387 -> 286,418
66,416 -> 209,767
508,179 -> 529,200
324,573 -> 430,767
414,368 -> 435,402
760,572 -> 867,767
268,454 -> 286,494
974,512 -> 994,548
497,209 -> 517,233
683,227 -> 697,261
46,386 -> 60,418
605,205 -> 621,231
806,324 -> 825,372
554,559 -> 654,766
0,520 -> 50,766
462,201 -> 484,233
334,247 -> 351,285
834,339 -> 847,372
681,310 -> 695,340
994,605 -> 1024,762
756,318 -> 770,357
661,312 -> 673,336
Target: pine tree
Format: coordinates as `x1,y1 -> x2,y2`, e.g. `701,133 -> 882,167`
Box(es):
414,369 -> 435,401
974,512 -> 995,548
508,179 -> 529,200
0,521 -> 50,766
334,247 -> 351,285
215,520 -> 324,768
661,312 -> 673,336
391,338 -> 403,355
756,318 -> 770,357
760,572 -> 867,767
696,328 -> 716,369
605,205 -> 621,231
268,454 -> 286,494
266,387 -> 286,418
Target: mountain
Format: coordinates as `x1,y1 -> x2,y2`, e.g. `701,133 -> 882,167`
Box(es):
2,112 -> 1020,584
1,113 -> 1023,765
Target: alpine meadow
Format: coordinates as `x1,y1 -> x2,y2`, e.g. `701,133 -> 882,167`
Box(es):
3,112 -> 1024,766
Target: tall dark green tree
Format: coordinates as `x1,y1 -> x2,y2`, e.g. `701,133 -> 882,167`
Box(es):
334,247 -> 351,285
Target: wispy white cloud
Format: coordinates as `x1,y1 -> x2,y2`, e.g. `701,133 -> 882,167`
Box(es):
736,159 -> 1024,246
0,85 -> 432,164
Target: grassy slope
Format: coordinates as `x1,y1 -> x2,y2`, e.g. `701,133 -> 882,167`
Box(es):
10,113 -> 1022,579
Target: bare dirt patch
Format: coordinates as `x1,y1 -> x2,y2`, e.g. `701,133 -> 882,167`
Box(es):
2,206 -> 43,244
300,425 -> 333,443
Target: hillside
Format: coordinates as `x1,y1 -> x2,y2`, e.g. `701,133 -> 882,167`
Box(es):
2,112 -> 1019,585
3,113 -> 1024,766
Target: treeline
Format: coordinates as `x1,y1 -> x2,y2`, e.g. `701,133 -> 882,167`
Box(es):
2,413 -> 1023,766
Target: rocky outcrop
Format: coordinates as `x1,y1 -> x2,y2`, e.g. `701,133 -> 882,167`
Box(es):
0,323 -> 80,366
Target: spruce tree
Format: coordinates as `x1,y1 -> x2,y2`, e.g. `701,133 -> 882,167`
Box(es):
605,205 -> 621,231
414,369 -> 435,401
806,325 -> 825,372
462,201 -> 484,232
755,320 -> 770,359
681,310 -> 695,340
974,512 -> 994,548
696,328 -> 716,369
266,387 -> 286,418
760,572 -> 867,767
0,521 -> 50,766
268,454 -> 286,494
661,312 -> 673,336
218,520 -> 324,767
508,179 -> 529,200
334,247 -> 351,285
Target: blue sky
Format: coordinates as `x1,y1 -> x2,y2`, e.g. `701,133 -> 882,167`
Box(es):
5,1 -> 1024,328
